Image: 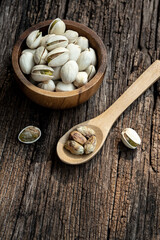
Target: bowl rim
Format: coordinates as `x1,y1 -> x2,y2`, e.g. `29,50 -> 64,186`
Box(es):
12,19 -> 107,98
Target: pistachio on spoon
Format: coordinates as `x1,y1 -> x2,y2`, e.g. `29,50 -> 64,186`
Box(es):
121,128 -> 141,149
18,126 -> 41,144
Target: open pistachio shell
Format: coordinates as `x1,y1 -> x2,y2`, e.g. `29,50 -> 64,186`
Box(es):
47,47 -> 69,67
121,128 -> 141,149
26,30 -> 42,49
18,126 -> 41,144
31,65 -> 54,82
48,18 -> 66,35
46,35 -> 68,51
86,65 -> 96,80
34,46 -> 48,64
40,34 -> 55,47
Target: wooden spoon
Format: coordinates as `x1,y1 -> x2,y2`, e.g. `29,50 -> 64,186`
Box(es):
57,60 -> 160,165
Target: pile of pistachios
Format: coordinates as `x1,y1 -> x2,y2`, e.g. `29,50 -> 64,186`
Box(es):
19,18 -> 97,92
64,126 -> 97,155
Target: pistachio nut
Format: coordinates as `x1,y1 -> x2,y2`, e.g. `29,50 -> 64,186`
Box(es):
74,72 -> 88,87
40,34 -> 55,47
56,82 -> 75,92
22,49 -> 36,55
76,126 -> 95,139
64,140 -> 84,155
67,43 -> 81,61
86,65 -> 96,80
84,135 -> 97,154
26,30 -> 42,49
48,18 -> 66,35
63,30 -> 79,43
70,131 -> 87,145
77,49 -> 92,71
34,46 -> 48,64
76,36 -> 89,51
19,52 -> 35,74
52,66 -> 61,80
31,65 -> 54,82
47,47 -> 69,67
121,128 -> 141,149
37,79 -> 55,91
46,35 -> 68,51
60,60 -> 78,84
89,48 -> 97,66
18,126 -> 41,144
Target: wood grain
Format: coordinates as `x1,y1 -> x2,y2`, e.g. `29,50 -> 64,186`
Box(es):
1,0 -> 160,239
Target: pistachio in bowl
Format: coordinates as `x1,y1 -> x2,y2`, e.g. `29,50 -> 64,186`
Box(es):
12,19 -> 107,109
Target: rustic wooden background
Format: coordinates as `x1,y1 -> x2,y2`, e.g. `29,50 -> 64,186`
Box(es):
1,0 -> 160,239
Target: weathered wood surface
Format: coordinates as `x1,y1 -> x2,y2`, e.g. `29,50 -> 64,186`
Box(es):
0,0 -> 160,239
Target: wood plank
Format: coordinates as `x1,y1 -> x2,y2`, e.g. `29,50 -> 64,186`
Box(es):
0,0 -> 160,239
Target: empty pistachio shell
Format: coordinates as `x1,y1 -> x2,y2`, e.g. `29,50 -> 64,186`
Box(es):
77,126 -> 95,138
31,65 -> 54,82
46,35 -> 68,51
70,131 -> 87,145
37,80 -> 55,91
47,47 -> 69,67
56,82 -> 75,92
18,126 -> 41,144
84,135 -> 97,154
67,43 -> 81,61
48,18 -> 66,35
74,72 -> 88,87
76,36 -> 89,51
60,60 -> 78,84
19,52 -> 35,74
89,48 -> 97,66
26,30 -> 42,49
64,140 -> 84,155
63,30 -> 79,43
34,46 -> 48,64
77,49 -> 92,71
121,128 -> 141,149
86,65 -> 96,80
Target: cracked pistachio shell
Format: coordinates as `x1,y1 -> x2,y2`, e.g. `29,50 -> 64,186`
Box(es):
31,65 -> 54,82
34,46 -> 48,64
46,35 -> 68,51
74,72 -> 88,87
60,60 -> 79,84
76,36 -> 89,51
48,18 -> 66,35
67,43 -> 81,61
84,135 -> 97,154
56,82 -> 75,92
52,66 -> 61,80
19,52 -> 35,74
63,30 -> 79,43
37,80 -> 55,91
47,47 -> 69,67
40,34 -> 55,47
77,49 -> 92,71
89,47 -> 97,66
26,30 -> 42,49
86,65 -> 96,80
121,128 -> 141,149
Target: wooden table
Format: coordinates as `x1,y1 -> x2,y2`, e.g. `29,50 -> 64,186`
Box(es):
1,0 -> 160,239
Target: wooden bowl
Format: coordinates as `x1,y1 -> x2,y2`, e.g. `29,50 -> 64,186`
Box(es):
12,20 -> 107,109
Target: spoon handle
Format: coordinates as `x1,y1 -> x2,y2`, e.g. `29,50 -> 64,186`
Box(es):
94,60 -> 160,132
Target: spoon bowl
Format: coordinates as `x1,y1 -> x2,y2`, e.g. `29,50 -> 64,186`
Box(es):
57,60 -> 160,164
